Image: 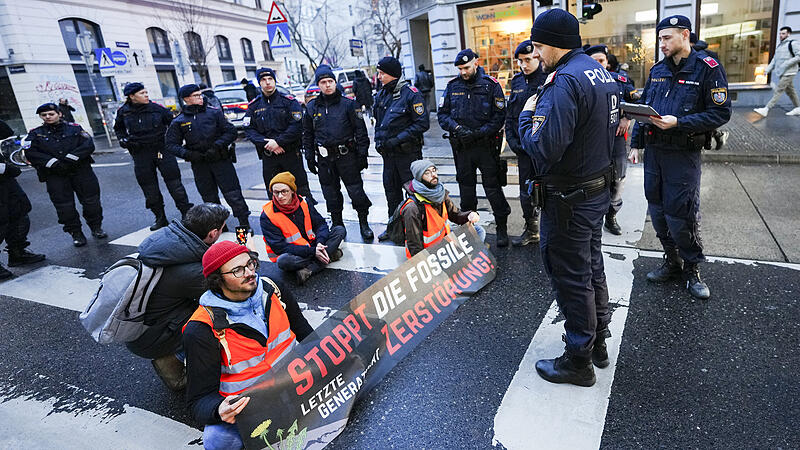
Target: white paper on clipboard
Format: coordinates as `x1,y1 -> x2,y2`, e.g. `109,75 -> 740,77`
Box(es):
621,102 -> 661,124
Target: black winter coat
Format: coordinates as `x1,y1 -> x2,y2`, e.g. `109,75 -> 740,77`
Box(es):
113,101 -> 174,152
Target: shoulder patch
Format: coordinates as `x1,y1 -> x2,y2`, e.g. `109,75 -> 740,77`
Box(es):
544,71 -> 557,86
530,115 -> 546,135
356,109 -> 364,120
291,111 -> 302,121
248,97 -> 258,105
487,75 -> 499,84
702,56 -> 719,68
408,85 -> 419,93
711,87 -> 727,105
413,102 -> 424,115
495,97 -> 505,109
618,74 -> 628,82
284,94 -> 295,100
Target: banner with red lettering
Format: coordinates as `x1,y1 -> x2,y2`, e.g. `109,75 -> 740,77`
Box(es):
236,224 -> 496,449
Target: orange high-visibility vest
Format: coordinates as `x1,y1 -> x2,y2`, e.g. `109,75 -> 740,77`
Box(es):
183,292 -> 297,396
402,198 -> 450,258
262,199 -> 316,262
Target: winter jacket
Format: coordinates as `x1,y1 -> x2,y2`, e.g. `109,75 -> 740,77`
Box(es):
766,38 -> 800,77
113,101 -> 174,152
401,181 -> 470,257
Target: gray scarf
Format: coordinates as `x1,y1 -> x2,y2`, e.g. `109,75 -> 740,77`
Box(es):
412,179 -> 445,204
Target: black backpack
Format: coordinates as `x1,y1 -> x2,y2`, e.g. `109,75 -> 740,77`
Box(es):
384,196 -> 426,245
788,40 -> 799,70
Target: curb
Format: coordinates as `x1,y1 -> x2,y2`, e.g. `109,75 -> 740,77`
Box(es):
702,152 -> 800,165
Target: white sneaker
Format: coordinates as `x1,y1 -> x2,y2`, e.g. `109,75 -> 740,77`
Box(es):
786,106 -> 800,116
754,107 -> 769,116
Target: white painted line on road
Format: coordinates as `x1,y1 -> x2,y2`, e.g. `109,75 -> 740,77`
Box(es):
91,162 -> 132,168
638,249 -> 800,271
0,265 -> 98,312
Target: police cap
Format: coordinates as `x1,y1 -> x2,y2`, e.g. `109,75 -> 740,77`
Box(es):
314,64 -> 336,84
123,82 -> 145,97
454,48 -> 478,66
36,103 -> 59,115
178,84 -> 201,99
256,67 -> 276,81
584,44 -> 608,57
514,40 -> 534,59
657,15 -> 692,34
377,57 -> 402,78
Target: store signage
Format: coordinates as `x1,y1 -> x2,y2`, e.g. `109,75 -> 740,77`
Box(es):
7,65 -> 25,74
474,8 -> 520,21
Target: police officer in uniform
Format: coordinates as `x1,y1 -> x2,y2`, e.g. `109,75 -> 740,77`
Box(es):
26,103 -> 107,246
630,15 -> 731,300
584,45 -> 635,235
506,40 -> 547,247
372,56 -> 430,241
244,68 -> 314,202
114,82 -> 193,231
439,48 -> 512,246
303,65 -> 374,240
519,9 -> 618,387
165,84 -> 251,231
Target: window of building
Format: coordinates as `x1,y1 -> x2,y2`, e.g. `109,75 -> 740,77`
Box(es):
698,0 -> 778,84
256,0 -> 263,9
156,68 -> 179,108
262,40 -> 274,61
216,35 -> 232,62
185,31 -> 205,62
58,18 -> 104,59
221,68 -> 237,81
147,27 -> 171,59
241,38 -> 255,62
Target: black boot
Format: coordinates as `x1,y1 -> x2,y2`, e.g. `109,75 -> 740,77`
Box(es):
378,230 -> 391,241
604,212 -> 622,235
0,264 -> 13,280
592,328 -> 611,368
357,212 -> 374,241
90,227 -> 108,239
684,263 -> 710,300
646,248 -> 683,282
151,354 -> 186,391
512,217 -> 540,247
71,231 -> 87,247
330,211 -> 345,228
7,248 -> 46,267
535,347 -> 596,387
495,216 -> 509,247
149,208 -> 169,231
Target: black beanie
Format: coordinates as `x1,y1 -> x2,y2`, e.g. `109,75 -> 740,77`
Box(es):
530,8 -> 581,50
256,67 -> 276,81
377,57 -> 402,78
314,64 -> 336,84
36,103 -> 59,115
178,84 -> 200,99
123,82 -> 145,97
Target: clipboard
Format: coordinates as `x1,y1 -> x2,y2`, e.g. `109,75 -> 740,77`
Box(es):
621,102 -> 661,124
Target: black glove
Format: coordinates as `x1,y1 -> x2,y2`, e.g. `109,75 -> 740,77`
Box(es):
306,158 -> 318,175
183,150 -> 204,162
1,163 -> 21,178
118,138 -> 129,149
203,150 -> 221,162
359,154 -> 368,170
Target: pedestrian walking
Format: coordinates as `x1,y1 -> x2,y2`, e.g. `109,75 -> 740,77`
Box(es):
241,78 -> 258,102
353,70 -> 374,115
57,98 -> 76,123
754,26 -> 800,116
414,64 -> 434,111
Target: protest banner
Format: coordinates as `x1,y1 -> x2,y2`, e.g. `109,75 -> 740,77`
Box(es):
236,224 -> 496,449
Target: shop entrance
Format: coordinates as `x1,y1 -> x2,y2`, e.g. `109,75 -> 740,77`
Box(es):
409,14 -> 435,110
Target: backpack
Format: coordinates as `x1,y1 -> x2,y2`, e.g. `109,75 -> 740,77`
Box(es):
79,257 -> 164,344
384,196 -> 426,245
788,40 -> 799,70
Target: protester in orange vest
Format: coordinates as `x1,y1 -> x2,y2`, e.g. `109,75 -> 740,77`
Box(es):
183,240 -> 313,450
401,160 -> 485,258
260,171 -> 346,284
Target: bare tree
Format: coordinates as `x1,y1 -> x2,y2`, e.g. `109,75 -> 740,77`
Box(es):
155,0 -> 218,84
280,0 -> 325,71
366,0 -> 402,59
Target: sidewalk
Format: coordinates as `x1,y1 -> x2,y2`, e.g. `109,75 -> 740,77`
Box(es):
707,106 -> 800,164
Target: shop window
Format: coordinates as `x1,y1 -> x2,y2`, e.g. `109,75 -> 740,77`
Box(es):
241,38 -> 255,62
216,35 -> 232,62
147,27 -> 171,59
698,0 -> 777,84
459,1 -> 533,92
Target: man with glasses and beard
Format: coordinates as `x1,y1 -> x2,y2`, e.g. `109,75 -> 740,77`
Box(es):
183,240 -> 313,450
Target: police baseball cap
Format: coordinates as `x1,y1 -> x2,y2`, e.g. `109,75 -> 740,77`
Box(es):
656,15 -> 692,34
178,84 -> 201,99
454,48 -> 478,66
514,40 -> 534,59
584,44 -> 608,57
36,103 -> 59,115
256,67 -> 276,81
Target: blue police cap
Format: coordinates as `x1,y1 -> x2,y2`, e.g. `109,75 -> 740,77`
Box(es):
584,44 -> 608,57
514,40 -> 534,59
256,67 -> 276,81
657,15 -> 692,34
454,48 -> 478,66
178,84 -> 200,99
36,103 -> 59,115
123,82 -> 145,97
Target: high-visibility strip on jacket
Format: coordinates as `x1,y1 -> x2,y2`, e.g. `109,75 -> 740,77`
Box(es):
262,198 -> 316,262
183,292 -> 297,396
402,198 -> 450,258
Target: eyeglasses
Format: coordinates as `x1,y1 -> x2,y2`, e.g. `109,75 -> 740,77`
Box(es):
189,93 -> 203,98
423,167 -> 438,176
272,188 -> 292,197
221,258 -> 259,278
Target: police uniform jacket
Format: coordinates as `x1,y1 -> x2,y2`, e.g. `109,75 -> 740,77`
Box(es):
243,90 -> 303,152
438,72 -> 506,140
113,101 -> 174,152
302,90 -> 369,157
505,68 -> 547,152
26,121 -> 95,180
519,49 -> 619,179
372,79 -> 429,150
164,104 -> 236,159
630,50 -> 731,150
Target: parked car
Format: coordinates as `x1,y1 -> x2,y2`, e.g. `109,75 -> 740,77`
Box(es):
331,68 -> 369,100
214,79 -> 291,129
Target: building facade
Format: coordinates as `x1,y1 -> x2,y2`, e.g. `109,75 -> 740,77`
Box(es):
398,0 -> 800,107
0,0 -> 309,136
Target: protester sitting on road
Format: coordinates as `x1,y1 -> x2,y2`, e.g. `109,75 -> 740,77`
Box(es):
401,160 -> 484,258
126,203 -> 230,391
260,171 -> 346,284
183,241 -> 313,450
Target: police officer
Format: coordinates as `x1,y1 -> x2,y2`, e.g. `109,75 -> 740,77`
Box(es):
0,120 -> 45,279
506,40 -> 547,247
164,84 -> 251,231
25,103 -> 107,246
584,45 -> 635,235
519,9 -> 618,387
439,48 -> 511,246
372,56 -> 430,241
114,82 -> 193,231
303,65 -> 374,241
629,15 -> 731,300
244,68 -> 314,202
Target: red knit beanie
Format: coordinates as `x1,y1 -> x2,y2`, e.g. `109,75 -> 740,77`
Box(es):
202,241 -> 250,277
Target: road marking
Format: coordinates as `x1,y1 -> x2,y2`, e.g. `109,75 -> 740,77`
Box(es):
0,265 -> 97,312
91,162 -> 132,168
638,249 -> 800,271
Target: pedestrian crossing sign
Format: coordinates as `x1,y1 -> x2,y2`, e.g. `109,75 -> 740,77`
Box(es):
267,23 -> 292,49
94,48 -> 115,70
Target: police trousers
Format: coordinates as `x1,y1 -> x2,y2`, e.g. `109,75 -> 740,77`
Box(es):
644,146 -> 704,264
0,179 -> 32,251
44,163 -> 103,233
382,149 -> 421,218
276,225 -> 346,272
261,149 -> 313,200
452,144 -> 510,218
190,160 -> 250,223
540,190 -> 610,358
131,149 -> 192,214
608,136 -> 629,215
516,151 -> 539,220
318,151 -> 371,214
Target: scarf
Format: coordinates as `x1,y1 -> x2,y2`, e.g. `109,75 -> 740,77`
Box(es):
199,279 -> 267,338
274,193 -> 301,215
411,179 -> 446,204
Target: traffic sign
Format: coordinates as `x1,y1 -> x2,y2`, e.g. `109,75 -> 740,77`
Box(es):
267,23 -> 292,49
350,39 -> 364,57
267,2 -> 288,24
111,50 -> 127,66
95,48 -> 115,69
